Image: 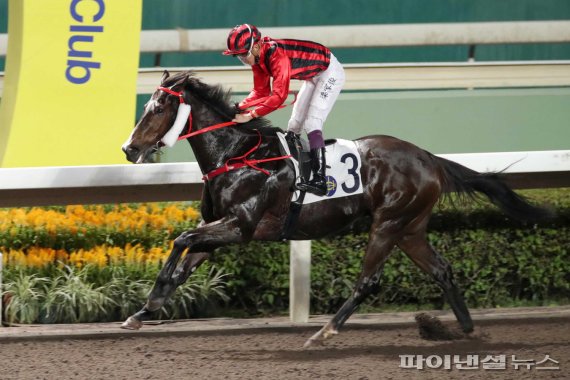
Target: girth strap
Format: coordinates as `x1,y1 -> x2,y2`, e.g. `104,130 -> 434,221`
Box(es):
279,190 -> 307,241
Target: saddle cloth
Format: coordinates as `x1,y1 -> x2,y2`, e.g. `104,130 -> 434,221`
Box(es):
277,132 -> 364,204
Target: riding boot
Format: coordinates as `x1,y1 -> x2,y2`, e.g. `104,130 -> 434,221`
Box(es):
285,131 -> 301,159
297,148 -> 327,196
285,130 -> 299,146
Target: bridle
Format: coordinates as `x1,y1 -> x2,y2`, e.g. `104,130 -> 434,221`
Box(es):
157,85 -> 296,140
155,85 -> 294,181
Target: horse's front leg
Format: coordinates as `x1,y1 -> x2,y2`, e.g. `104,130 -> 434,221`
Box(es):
121,217 -> 243,330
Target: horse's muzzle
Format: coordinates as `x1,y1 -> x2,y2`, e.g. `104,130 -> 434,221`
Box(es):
122,145 -> 140,163
123,144 -> 158,164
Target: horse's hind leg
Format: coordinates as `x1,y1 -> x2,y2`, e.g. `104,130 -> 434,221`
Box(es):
398,233 -> 473,333
304,223 -> 397,347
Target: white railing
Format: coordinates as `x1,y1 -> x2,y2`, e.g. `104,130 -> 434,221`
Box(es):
2,21 -> 569,57
139,21 -> 570,53
1,150 -> 569,322
0,150 -> 568,208
3,20 -> 570,94
1,61 -> 569,96
0,162 -> 203,207
135,61 -> 570,93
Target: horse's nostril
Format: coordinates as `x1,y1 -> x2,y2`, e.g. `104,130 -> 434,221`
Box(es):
126,146 -> 139,156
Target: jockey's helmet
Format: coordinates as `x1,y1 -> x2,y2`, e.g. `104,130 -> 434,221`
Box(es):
223,24 -> 261,56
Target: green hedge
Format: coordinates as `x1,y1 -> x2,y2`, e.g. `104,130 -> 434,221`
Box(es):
211,227 -> 569,315
210,189 -> 570,315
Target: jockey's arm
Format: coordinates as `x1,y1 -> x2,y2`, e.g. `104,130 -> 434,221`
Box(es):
252,49 -> 290,117
236,49 -> 291,121
238,65 -> 271,109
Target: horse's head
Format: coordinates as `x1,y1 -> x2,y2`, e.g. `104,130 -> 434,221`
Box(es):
122,70 -> 191,163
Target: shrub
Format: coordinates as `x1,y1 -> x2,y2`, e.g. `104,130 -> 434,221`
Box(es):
3,273 -> 49,324
210,189 -> 570,315
41,265 -> 114,323
2,263 -> 229,324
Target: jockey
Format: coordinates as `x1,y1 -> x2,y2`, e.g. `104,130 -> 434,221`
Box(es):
223,24 -> 346,196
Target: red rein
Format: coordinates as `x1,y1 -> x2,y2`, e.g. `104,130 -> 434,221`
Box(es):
157,86 -> 293,181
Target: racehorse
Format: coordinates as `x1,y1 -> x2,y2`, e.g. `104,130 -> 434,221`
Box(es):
121,70 -> 550,346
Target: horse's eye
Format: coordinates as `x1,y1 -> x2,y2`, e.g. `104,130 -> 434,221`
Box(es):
156,108 -> 164,114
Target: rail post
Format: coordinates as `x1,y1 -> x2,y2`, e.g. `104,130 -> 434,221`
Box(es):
289,240 -> 311,323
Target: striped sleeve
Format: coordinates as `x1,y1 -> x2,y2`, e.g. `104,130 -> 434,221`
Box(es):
252,45 -> 291,117
238,65 -> 271,109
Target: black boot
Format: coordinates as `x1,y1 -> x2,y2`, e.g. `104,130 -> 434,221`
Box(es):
285,131 -> 301,160
297,148 -> 327,196
285,131 -> 299,146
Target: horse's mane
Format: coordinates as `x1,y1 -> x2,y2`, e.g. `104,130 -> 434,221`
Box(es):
164,71 -> 283,136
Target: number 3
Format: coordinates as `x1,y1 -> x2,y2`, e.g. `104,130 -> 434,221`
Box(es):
340,153 -> 360,193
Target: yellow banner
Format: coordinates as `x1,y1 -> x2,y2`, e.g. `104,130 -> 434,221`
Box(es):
0,0 -> 142,167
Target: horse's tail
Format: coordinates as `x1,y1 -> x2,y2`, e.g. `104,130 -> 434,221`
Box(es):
435,155 -> 553,222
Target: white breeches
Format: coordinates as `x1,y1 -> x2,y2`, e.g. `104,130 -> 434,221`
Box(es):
287,53 -> 345,135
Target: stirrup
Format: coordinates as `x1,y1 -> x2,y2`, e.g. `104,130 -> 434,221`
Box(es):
296,181 -> 327,196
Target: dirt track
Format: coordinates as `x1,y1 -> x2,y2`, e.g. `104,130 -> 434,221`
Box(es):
0,317 -> 568,380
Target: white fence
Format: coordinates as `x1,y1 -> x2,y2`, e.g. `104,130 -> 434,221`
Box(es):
135,61 -> 570,93
0,150 -> 568,208
136,21 -> 570,53
2,20 -> 570,95
2,21 -> 570,57
1,61 -> 568,97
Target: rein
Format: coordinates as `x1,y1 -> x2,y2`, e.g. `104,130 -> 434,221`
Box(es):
157,86 -> 293,182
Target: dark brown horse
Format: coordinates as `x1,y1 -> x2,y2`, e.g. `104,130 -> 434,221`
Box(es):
121,70 -> 550,346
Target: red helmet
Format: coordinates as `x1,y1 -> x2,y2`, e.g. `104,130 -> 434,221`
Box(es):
223,24 -> 261,55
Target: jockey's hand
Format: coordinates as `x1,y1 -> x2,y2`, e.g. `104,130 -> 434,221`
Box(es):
232,112 -> 253,123
232,102 -> 242,115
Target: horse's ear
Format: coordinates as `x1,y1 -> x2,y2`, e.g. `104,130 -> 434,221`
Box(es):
160,70 -> 170,85
173,74 -> 192,91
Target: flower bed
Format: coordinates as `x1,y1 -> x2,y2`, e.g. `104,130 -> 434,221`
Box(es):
1,203 -> 228,324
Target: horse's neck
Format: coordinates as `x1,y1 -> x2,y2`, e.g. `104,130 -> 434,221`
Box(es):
188,114 -> 259,174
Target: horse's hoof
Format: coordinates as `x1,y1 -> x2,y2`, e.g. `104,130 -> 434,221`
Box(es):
303,338 -> 325,348
121,316 -> 143,330
303,327 -> 338,348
